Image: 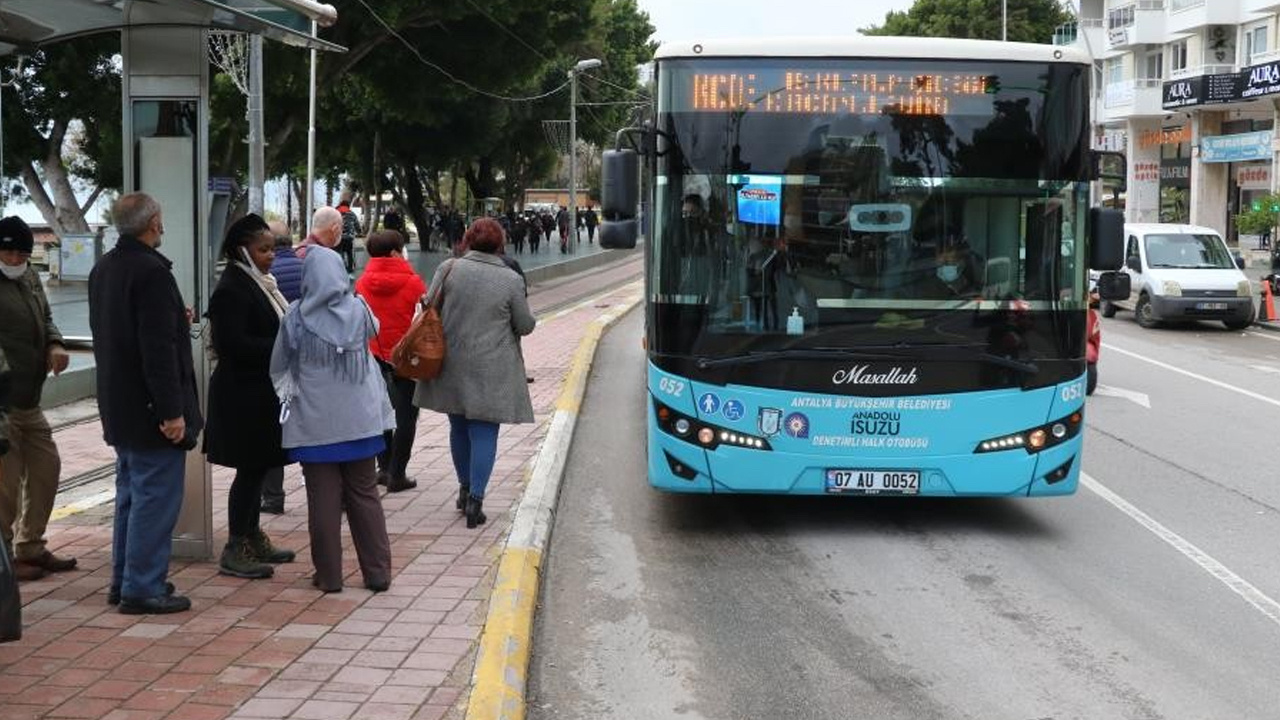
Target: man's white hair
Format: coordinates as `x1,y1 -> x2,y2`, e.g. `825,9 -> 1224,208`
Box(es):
312,206 -> 342,231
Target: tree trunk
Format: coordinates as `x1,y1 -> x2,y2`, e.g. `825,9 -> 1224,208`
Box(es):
402,155 -> 432,251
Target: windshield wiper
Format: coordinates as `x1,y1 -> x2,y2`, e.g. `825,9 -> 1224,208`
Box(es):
696,343 -> 1039,376
695,348 -> 903,369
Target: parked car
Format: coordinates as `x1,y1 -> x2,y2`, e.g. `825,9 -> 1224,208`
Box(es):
1101,223 -> 1253,330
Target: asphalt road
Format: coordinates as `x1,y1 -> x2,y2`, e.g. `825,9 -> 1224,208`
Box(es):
527,308 -> 1280,720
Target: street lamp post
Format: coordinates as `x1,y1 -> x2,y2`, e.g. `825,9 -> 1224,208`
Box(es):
569,58 -> 602,250
1002,0 -> 1008,41
305,19 -> 318,234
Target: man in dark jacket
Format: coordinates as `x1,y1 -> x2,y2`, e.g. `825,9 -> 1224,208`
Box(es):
335,191 -> 360,273
89,192 -> 202,615
0,216 -> 74,582
267,220 -> 302,303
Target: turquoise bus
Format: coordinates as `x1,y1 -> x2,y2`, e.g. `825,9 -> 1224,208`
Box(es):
600,36 -> 1128,496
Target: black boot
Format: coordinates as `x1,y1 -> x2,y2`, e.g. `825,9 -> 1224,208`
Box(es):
456,484 -> 470,512
465,496 -> 486,529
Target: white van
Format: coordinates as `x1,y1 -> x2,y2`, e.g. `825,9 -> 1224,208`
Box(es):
1101,223 -> 1253,330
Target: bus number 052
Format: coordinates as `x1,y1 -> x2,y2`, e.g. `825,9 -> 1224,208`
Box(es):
658,378 -> 686,398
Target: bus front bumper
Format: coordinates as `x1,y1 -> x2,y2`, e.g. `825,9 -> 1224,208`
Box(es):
647,417 -> 1082,498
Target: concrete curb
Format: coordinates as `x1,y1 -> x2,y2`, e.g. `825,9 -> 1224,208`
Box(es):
464,282 -> 643,720
1252,320 -> 1280,332
523,245 -> 641,286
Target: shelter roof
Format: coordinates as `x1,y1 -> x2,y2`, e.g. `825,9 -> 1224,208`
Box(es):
0,0 -> 343,55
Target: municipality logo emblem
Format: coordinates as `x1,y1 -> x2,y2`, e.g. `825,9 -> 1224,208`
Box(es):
758,408 -> 782,437
784,412 -> 810,439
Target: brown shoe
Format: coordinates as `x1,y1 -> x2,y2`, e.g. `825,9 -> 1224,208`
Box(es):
23,550 -> 77,573
14,562 -> 47,582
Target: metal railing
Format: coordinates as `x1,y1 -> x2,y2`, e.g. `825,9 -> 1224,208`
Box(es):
1170,63 -> 1236,78
1171,0 -> 1205,11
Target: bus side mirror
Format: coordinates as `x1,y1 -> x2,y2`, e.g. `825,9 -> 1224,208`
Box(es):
600,149 -> 639,249
1089,207 -> 1124,270
1091,150 -> 1127,191
1095,271 -> 1130,301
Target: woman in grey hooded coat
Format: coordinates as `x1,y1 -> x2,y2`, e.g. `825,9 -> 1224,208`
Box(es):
270,247 -> 395,592
414,218 -> 536,528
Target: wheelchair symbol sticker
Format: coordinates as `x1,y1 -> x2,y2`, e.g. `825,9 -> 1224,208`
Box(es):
722,400 -> 745,422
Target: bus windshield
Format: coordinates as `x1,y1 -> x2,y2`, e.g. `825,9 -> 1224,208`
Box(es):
651,58 -> 1091,364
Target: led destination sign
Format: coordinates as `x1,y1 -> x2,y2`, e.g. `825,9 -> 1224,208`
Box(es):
688,70 -> 1001,115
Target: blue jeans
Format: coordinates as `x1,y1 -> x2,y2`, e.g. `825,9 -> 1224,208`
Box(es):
112,446 -> 186,599
447,415 -> 499,500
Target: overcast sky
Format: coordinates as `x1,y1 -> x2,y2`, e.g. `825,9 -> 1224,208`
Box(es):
636,0 -> 919,45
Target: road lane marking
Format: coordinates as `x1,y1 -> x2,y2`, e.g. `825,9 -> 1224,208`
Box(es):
1249,365 -> 1280,374
1093,384 -> 1151,408
1103,343 -> 1280,410
1081,473 -> 1280,631
1247,331 -> 1280,343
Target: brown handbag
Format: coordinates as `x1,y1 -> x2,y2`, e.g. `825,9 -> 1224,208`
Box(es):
391,260 -> 453,380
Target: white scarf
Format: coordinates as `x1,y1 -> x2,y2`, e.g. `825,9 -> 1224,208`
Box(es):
234,259 -> 289,318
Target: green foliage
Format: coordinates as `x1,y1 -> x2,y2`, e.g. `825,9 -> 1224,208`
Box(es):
862,0 -> 1072,44
0,34 -> 122,228
1235,193 -> 1280,236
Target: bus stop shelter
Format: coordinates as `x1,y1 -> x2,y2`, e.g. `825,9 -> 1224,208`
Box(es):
0,0 -> 343,558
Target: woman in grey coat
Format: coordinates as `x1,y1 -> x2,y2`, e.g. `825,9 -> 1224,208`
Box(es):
271,247 -> 396,592
415,218 -> 536,528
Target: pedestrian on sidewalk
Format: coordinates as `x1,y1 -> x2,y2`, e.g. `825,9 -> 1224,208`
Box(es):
268,219 -> 303,303
297,206 -> 343,261
356,230 -> 426,493
204,214 -> 297,580
271,246 -> 395,593
90,192 -> 202,615
527,212 -> 543,254
556,206 -> 570,253
414,218 -> 537,528
585,207 -> 598,244
261,221 -> 301,516
336,190 -> 360,274
0,216 -> 76,583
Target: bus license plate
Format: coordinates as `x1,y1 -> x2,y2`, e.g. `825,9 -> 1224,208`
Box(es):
825,469 -> 920,495
1196,302 -> 1229,310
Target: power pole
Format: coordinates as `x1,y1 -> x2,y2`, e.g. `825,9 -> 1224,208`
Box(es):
568,58 -> 602,251
247,34 -> 265,215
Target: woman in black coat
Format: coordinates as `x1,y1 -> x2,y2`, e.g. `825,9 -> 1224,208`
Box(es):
203,214 -> 296,579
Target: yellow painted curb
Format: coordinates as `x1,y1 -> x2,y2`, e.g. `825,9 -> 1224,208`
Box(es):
466,547 -> 542,720
465,286 -> 641,720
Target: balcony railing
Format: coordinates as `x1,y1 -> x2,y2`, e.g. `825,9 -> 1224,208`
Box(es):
1170,64 -> 1236,78
1171,0 -> 1205,10
1052,18 -> 1102,45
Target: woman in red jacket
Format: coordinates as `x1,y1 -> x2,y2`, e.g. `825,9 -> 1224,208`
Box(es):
356,230 -> 427,492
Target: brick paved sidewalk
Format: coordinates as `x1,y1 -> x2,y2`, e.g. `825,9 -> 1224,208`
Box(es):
0,272 -> 642,720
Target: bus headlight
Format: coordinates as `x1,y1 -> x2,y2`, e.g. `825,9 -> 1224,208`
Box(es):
975,411 -> 1083,454
1238,279 -> 1253,297
1162,280 -> 1182,297
654,399 -> 772,452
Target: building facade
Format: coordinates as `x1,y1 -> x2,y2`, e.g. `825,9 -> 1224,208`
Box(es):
1056,0 -> 1280,244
